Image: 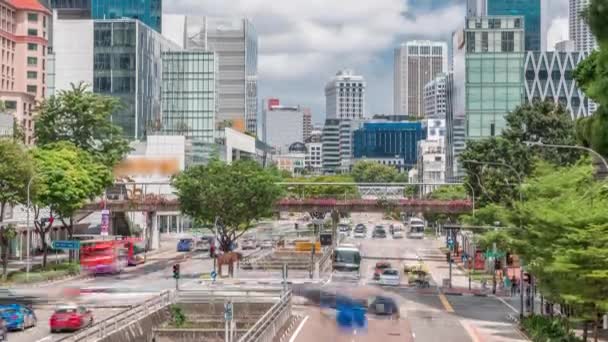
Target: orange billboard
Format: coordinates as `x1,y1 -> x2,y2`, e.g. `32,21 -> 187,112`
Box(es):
113,157 -> 180,177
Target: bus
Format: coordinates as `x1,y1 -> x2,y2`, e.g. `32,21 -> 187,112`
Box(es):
406,217 -> 425,239
332,244 -> 361,281
80,239 -> 128,275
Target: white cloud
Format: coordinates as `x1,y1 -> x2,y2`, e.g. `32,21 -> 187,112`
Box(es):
164,1 -> 465,118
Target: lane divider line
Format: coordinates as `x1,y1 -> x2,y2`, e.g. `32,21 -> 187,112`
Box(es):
494,295 -> 519,313
289,315 -> 310,342
438,293 -> 455,313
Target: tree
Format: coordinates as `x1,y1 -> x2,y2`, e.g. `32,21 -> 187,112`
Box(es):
502,101 -> 581,165
459,137 -> 532,206
34,82 -> 131,166
573,0 -> 608,159
428,185 -> 468,200
510,161 -> 608,339
351,161 -> 406,183
0,140 -> 33,279
31,142 -> 112,266
172,159 -> 283,252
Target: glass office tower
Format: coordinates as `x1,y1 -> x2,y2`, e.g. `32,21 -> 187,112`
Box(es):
51,0 -> 162,32
464,16 -> 525,139
161,51 -> 218,164
486,0 -> 541,51
93,19 -> 178,140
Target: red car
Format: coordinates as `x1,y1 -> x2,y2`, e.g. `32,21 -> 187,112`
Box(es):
50,305 -> 93,333
373,262 -> 392,280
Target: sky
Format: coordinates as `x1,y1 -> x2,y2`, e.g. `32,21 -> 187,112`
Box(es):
164,0 -> 570,125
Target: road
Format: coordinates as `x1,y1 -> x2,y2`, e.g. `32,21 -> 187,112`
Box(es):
9,239 -> 257,342
290,213 -> 527,342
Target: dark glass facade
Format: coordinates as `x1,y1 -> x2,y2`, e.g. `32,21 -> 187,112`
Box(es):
486,0 -> 541,51
51,0 -> 162,32
92,0 -> 161,33
353,122 -> 426,168
93,20 -> 178,139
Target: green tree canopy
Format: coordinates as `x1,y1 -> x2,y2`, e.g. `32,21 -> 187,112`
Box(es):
511,161 -> 608,322
459,137 -> 532,206
428,185 -> 468,200
0,139 -> 33,279
34,82 -> 131,166
172,159 -> 283,251
573,0 -> 608,158
351,161 -> 406,183
31,142 -> 112,266
503,101 -> 580,165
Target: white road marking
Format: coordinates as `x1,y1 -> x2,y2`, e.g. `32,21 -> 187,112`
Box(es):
494,295 -> 519,313
35,337 -> 52,342
289,315 -> 310,342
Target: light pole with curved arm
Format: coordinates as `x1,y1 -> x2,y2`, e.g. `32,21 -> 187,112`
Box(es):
525,141 -> 608,171
461,159 -> 525,319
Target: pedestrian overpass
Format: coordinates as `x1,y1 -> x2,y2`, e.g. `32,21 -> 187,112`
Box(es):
78,181 -> 472,250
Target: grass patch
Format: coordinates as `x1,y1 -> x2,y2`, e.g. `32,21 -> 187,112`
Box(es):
467,270 -> 493,282
6,262 -> 80,284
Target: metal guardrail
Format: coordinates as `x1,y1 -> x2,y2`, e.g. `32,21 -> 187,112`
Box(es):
56,290 -> 175,342
238,290 -> 292,342
317,247 -> 333,274
176,289 -> 283,304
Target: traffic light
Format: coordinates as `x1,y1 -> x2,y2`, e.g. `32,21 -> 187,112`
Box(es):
173,264 -> 180,279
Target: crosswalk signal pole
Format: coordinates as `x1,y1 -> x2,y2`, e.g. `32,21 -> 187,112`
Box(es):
173,264 -> 180,290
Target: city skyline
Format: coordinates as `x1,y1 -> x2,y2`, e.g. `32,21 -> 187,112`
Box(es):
164,0 -> 569,124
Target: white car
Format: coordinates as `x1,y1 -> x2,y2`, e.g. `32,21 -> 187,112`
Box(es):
260,240 -> 274,249
379,269 -> 401,286
353,230 -> 366,238
392,230 -> 404,239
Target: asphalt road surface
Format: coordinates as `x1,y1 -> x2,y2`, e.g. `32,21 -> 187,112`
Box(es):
289,213 -> 527,342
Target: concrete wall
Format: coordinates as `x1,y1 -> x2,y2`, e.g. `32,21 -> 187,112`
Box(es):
99,306 -> 170,342
98,302 -> 273,342
152,329 -> 248,342
51,15 -> 94,93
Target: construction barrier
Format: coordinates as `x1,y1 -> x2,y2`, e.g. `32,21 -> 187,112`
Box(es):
294,241 -> 321,252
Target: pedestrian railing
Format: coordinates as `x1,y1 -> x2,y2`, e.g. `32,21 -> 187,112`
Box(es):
238,290 -> 292,342
56,290 -> 175,342
317,247 -> 333,274
176,289 -> 283,304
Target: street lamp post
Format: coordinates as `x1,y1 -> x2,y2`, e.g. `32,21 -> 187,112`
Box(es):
461,159 -> 525,318
525,141 -> 608,172
25,176 -> 35,281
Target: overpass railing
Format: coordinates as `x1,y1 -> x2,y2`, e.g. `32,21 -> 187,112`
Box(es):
56,290 -> 175,342
238,290 -> 292,342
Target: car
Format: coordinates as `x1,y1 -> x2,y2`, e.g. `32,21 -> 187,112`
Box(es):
194,239 -> 210,252
368,295 -> 400,318
372,226 -> 387,238
338,224 -> 351,233
373,261 -> 392,280
241,239 -> 257,250
177,238 -> 194,252
353,229 -> 366,238
392,230 -> 404,239
50,305 -> 93,333
260,239 -> 274,249
0,304 -> 36,331
379,269 -> 401,286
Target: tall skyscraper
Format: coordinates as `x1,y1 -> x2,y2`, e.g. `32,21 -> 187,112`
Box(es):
51,16 -> 179,139
0,0 -> 50,145
486,0 -> 541,51
50,0 -> 162,32
325,69 -> 366,120
464,16 -> 525,140
394,40 -> 448,118
569,0 -> 598,52
184,16 -> 258,134
302,107 -> 312,141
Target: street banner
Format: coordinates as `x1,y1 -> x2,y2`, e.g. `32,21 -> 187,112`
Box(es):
101,209 -> 110,236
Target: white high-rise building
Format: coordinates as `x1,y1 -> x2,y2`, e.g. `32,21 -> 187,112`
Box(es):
423,73 -> 449,119
394,40 -> 448,118
325,70 -> 366,120
569,0 -> 598,52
